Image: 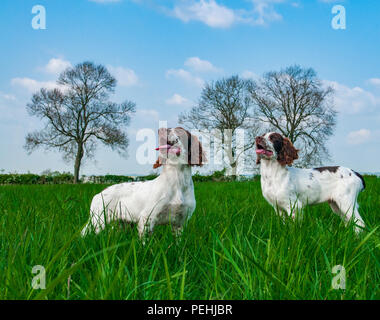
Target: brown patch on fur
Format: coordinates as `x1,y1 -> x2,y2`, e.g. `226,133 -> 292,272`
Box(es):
314,166 -> 340,173
153,157 -> 162,169
269,133 -> 284,153
156,127 -> 206,167
174,127 -> 206,166
277,137 -> 299,166
189,133 -> 205,166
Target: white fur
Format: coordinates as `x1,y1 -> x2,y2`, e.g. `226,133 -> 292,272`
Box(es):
81,128 -> 199,238
257,132 -> 366,233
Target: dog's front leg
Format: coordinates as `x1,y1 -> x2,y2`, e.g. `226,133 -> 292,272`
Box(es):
283,198 -> 303,221
137,217 -> 153,244
171,225 -> 184,237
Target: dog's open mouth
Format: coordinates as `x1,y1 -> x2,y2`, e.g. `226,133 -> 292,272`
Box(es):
256,144 -> 273,157
155,141 -> 181,155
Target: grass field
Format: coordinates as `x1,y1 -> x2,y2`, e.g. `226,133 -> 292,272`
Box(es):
0,177 -> 379,300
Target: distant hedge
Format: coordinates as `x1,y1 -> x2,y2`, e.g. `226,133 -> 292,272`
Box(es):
193,169 -> 258,182
0,173 -> 74,185
0,173 -> 160,185
0,170 -> 259,185
82,174 -> 158,184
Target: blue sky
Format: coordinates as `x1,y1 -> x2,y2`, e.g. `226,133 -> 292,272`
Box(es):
0,0 -> 380,175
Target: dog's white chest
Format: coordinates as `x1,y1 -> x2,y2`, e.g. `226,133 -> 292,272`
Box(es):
155,190 -> 194,226
261,173 -> 291,209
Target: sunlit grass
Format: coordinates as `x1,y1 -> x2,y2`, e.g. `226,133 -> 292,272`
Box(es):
0,178 -> 379,299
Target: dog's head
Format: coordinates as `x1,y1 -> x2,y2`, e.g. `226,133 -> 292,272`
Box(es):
154,127 -> 206,168
255,132 -> 299,166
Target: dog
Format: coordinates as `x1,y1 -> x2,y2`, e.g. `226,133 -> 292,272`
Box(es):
255,132 -> 365,233
81,127 -> 206,238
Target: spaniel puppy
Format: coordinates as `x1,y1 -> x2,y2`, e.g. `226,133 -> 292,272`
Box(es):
81,127 -> 206,238
255,132 -> 365,233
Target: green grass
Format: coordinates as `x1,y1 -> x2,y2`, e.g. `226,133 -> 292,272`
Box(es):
0,177 -> 379,300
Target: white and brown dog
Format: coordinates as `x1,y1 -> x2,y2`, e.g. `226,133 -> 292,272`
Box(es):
255,132 -> 366,233
81,127 -> 206,238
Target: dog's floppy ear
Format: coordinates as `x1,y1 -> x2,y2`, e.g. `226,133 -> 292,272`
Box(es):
277,137 -> 298,166
174,127 -> 206,166
189,133 -> 206,166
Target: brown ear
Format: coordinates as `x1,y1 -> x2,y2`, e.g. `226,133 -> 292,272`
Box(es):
153,157 -> 162,169
277,137 -> 298,166
189,134 -> 206,166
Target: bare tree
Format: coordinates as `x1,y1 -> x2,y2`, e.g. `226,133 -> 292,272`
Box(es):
179,75 -> 259,177
250,65 -> 337,167
25,61 -> 136,183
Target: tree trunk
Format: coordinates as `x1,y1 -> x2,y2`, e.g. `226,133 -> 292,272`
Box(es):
73,143 -> 84,184
230,163 -> 237,180
225,134 -> 237,180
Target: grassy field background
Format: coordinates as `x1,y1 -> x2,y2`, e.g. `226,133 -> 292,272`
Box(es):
0,177 -> 379,300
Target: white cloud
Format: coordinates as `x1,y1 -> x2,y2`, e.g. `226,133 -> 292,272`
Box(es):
184,57 -> 220,73
165,93 -> 192,106
127,0 -> 288,28
136,109 -> 160,121
172,0 -> 284,28
0,91 -> 16,101
249,0 -> 284,26
166,68 -> 204,87
347,129 -> 371,145
368,78 -> 380,88
11,77 -> 59,93
11,58 -> 72,93
133,0 -> 287,28
170,0 -> 285,28
43,58 -> 72,75
166,57 -> 218,87
11,63 -> 138,95
107,65 -> 139,87
172,0 -> 237,28
241,70 -> 258,80
324,80 -> 380,114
